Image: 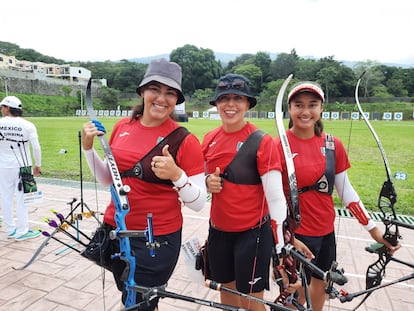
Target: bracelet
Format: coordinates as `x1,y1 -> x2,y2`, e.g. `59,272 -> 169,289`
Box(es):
173,179 -> 191,192
276,265 -> 285,271
204,174 -> 211,188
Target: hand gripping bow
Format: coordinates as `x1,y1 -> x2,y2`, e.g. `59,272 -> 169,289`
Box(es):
86,79 -> 155,308
330,73 -> 414,310
273,74 -> 302,308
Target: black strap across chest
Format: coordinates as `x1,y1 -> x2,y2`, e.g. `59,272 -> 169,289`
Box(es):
298,134 -> 336,194
221,129 -> 265,185
120,126 -> 190,185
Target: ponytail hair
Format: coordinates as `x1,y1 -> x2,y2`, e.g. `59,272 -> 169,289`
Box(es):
315,119 -> 323,136
130,101 -> 145,122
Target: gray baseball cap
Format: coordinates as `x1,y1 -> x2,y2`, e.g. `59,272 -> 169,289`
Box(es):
136,58 -> 185,104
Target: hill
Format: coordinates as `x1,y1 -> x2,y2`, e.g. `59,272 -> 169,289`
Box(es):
129,52 -> 413,69
1,40 -> 412,68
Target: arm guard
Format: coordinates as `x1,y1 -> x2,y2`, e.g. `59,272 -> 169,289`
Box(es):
347,201 -> 376,231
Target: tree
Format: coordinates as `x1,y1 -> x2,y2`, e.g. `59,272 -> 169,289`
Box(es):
260,79 -> 284,102
316,57 -> 356,100
254,52 -> 272,84
270,49 -> 299,80
380,67 -> 410,97
353,60 -> 385,97
98,87 -> 120,110
372,84 -> 392,97
61,86 -> 72,97
79,60 -> 119,89
400,68 -> 414,96
226,54 -> 256,72
295,58 -> 320,81
170,44 -> 222,95
112,60 -> 147,92
233,64 -> 262,95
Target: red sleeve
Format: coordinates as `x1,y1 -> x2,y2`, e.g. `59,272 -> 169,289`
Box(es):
334,136 -> 351,174
257,135 -> 282,176
177,133 -> 205,176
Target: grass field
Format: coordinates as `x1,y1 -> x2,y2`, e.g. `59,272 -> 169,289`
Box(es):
29,116 -> 414,215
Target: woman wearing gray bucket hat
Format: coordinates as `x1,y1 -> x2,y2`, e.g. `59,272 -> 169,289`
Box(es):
201,74 -> 291,310
82,58 -> 207,310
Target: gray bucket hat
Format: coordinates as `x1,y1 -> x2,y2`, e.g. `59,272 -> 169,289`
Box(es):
210,74 -> 257,109
136,58 -> 185,104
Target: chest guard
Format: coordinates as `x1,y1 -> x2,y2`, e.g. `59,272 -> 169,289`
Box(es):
221,130 -> 265,185
120,126 -> 189,185
298,134 -> 336,194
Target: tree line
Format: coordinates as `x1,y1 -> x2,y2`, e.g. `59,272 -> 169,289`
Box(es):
77,44 -> 414,102
2,41 -> 414,106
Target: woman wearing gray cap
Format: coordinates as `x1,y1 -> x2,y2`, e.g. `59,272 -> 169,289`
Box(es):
82,58 -> 207,310
202,74 -> 293,310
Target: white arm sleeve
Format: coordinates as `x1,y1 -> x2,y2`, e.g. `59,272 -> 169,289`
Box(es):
173,171 -> 207,212
335,171 -> 376,231
262,170 -> 287,254
30,138 -> 42,167
83,148 -> 112,186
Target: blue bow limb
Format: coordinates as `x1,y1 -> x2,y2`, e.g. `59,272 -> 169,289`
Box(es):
110,185 -> 137,306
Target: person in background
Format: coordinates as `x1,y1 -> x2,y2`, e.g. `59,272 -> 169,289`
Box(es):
275,81 -> 401,311
0,96 -> 42,241
202,73 -> 301,311
82,58 -> 207,310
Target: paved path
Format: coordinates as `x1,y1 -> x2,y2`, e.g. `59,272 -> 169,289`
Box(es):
0,179 -> 413,311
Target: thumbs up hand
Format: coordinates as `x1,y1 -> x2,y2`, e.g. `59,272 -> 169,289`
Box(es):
151,145 -> 183,182
206,167 -> 223,193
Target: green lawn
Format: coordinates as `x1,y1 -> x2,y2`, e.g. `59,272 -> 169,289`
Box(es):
29,117 -> 414,215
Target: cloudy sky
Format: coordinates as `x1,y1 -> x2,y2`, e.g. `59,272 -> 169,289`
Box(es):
3,0 -> 413,66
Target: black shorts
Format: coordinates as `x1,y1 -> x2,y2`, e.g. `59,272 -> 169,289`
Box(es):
113,229 -> 182,311
207,221 -> 273,293
295,231 -> 336,283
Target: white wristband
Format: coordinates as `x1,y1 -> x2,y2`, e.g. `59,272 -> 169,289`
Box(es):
172,170 -> 188,189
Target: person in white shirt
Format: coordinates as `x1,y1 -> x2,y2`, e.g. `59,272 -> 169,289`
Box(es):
0,95 -> 42,241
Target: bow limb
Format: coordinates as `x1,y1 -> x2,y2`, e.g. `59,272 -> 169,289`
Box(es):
355,73 -> 398,240
352,73 -> 400,309
85,79 -> 137,306
274,74 -> 300,226
349,245 -> 390,311
12,227 -> 57,270
272,74 -> 302,308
